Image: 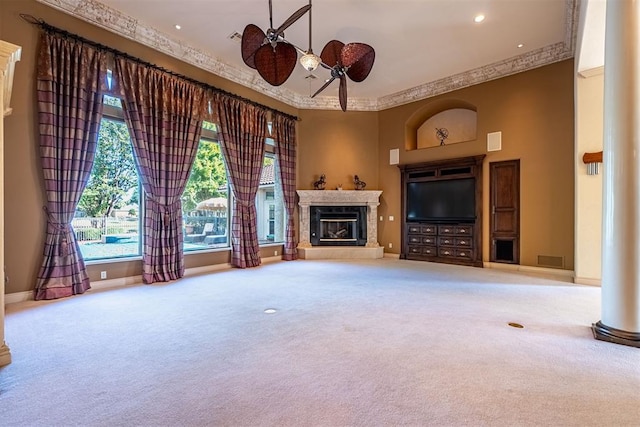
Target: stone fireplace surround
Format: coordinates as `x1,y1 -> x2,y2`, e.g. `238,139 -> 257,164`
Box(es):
297,190 -> 384,259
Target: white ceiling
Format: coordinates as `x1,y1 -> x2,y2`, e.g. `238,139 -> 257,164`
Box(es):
40,0 -> 580,110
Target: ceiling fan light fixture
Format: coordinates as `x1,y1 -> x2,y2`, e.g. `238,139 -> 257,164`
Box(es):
300,51 -> 321,71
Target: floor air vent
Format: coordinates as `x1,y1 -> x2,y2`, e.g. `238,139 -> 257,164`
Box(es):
537,255 -> 564,269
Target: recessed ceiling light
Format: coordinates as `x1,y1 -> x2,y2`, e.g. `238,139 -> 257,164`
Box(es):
474,14 -> 485,23
517,43 -> 524,48
175,24 -> 181,30
264,308 -> 277,314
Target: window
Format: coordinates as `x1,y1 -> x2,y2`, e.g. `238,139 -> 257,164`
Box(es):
256,153 -> 285,244
75,108 -> 284,260
182,123 -> 229,250
74,95 -> 142,260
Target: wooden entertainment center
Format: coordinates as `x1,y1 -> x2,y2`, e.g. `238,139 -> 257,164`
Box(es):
399,155 -> 485,267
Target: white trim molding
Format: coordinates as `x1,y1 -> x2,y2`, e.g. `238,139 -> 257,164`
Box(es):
483,262 -> 575,283
35,0 -> 579,112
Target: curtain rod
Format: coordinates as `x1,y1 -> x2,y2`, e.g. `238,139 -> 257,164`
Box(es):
20,14 -> 299,122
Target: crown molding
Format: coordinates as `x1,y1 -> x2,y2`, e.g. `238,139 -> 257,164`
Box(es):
36,0 -> 578,112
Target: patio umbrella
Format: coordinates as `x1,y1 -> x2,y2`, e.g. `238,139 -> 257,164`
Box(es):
195,197 -> 227,211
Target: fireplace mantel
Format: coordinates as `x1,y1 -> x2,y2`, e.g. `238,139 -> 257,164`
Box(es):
297,190 -> 384,259
297,189 -> 383,207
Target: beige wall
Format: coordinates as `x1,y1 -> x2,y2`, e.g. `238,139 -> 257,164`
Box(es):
1,0 -> 576,296
377,60 -> 575,269
575,71 -> 604,284
297,110 -> 379,191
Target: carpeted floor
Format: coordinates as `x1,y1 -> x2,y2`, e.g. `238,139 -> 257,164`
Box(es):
1,259 -> 639,426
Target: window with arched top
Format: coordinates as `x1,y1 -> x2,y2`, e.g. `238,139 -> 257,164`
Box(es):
405,99 -> 478,151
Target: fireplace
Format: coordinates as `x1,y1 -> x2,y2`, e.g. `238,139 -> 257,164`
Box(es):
310,206 -> 367,246
297,190 -> 384,259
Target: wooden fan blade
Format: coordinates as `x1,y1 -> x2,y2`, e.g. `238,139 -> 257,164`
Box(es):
339,75 -> 348,112
320,40 -> 345,68
343,43 -> 375,82
275,4 -> 311,35
311,76 -> 336,98
254,43 -> 297,86
241,24 -> 266,69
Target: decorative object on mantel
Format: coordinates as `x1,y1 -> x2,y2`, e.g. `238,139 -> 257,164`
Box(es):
353,175 -> 366,190
313,173 -> 326,190
337,184 -> 343,191
436,127 -> 449,146
582,151 -> 603,175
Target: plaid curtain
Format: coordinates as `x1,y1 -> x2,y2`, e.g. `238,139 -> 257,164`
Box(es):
214,95 -> 268,268
272,114 -> 298,260
114,59 -> 206,283
35,32 -> 108,300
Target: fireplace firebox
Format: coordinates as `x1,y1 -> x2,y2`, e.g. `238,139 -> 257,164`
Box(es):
310,206 -> 367,246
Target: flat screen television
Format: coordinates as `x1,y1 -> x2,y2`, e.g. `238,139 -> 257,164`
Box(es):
406,178 -> 476,222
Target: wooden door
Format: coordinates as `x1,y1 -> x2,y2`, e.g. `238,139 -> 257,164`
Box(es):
490,160 -> 520,263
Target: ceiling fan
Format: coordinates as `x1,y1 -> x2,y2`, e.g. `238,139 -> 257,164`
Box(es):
312,40 -> 376,112
241,0 -> 311,86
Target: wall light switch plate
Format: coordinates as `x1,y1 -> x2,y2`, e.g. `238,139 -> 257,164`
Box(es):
389,216 -> 394,221
100,271 -> 107,279
379,216 -> 383,221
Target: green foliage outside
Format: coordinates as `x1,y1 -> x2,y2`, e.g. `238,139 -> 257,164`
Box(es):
78,118 -> 138,217
182,140 -> 227,213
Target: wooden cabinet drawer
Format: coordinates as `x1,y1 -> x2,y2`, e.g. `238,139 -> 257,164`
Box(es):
422,236 -> 436,245
408,246 -> 422,255
438,236 -> 455,246
455,225 -> 473,236
455,237 -> 472,247
422,246 -> 437,256
439,225 -> 455,235
438,247 -> 455,257
421,225 -> 437,235
455,248 -> 473,259
408,235 -> 422,244
408,225 -> 421,234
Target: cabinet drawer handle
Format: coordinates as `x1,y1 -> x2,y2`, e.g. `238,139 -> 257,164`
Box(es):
460,252 -> 466,256
444,250 -> 450,255
460,240 -> 466,245
460,229 -> 466,233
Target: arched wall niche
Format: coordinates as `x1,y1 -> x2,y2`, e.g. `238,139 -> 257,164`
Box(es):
405,99 -> 478,151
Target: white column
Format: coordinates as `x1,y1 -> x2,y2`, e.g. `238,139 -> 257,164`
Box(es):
0,40 -> 21,367
593,0 -> 640,347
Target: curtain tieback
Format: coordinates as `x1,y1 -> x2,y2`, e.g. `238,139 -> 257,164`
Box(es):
148,198 -> 181,229
43,206 -> 70,256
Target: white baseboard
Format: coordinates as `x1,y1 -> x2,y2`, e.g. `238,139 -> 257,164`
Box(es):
5,291 -> 32,305
483,262 -> 575,282
573,276 -> 601,286
5,259 -> 287,306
